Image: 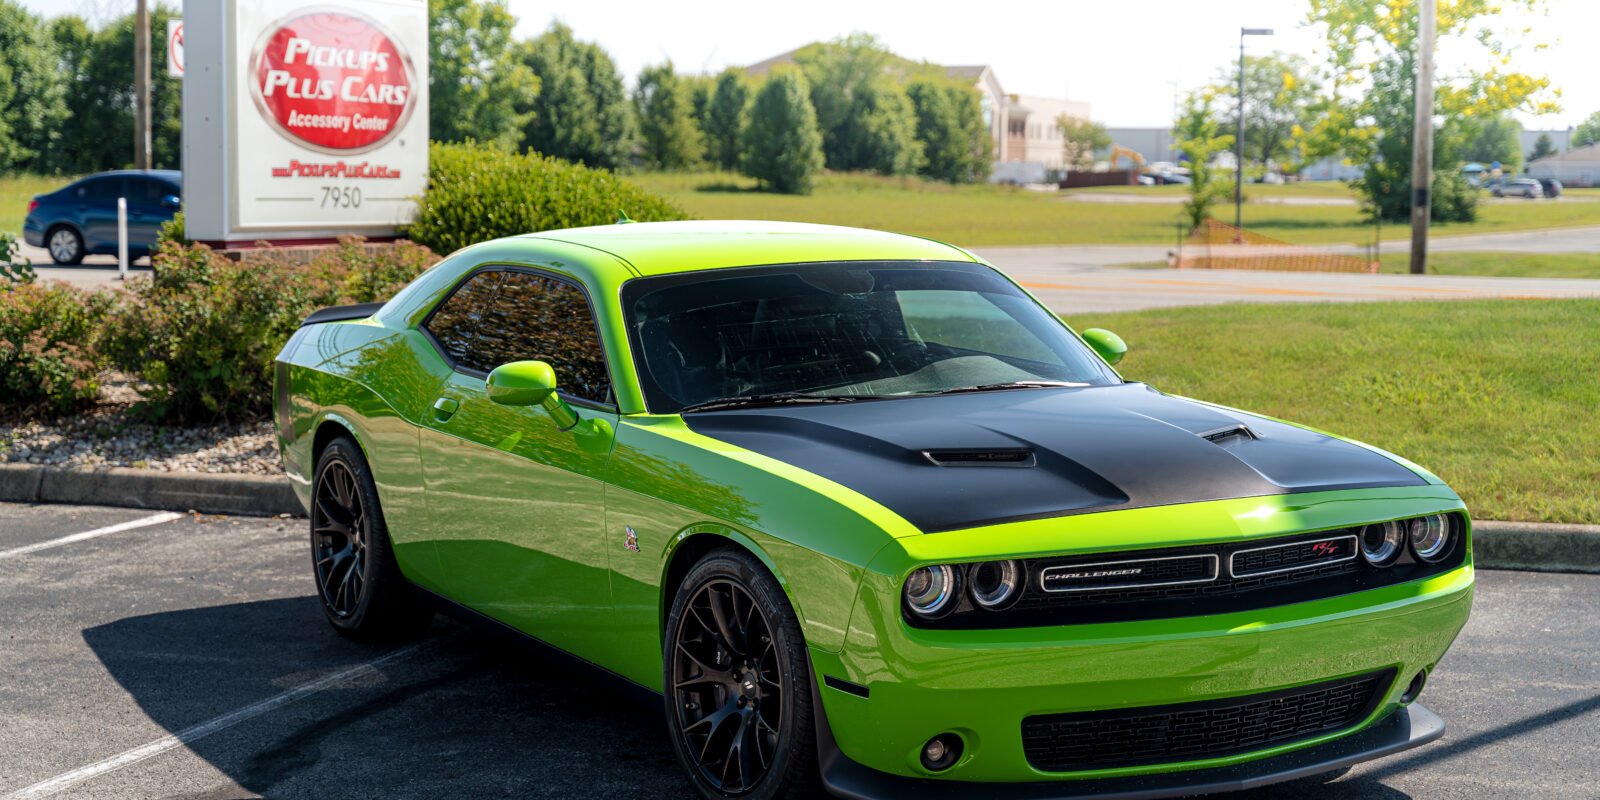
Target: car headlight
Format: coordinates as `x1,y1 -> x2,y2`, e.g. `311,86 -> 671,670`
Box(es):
1359,521 -> 1406,566
969,560 -> 1023,610
1409,514 -> 1453,562
904,565 -> 959,618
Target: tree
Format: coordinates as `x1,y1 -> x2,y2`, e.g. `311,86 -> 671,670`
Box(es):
1527,132 -> 1556,162
1301,0 -> 1558,220
1212,53 -> 1321,172
1454,114 -> 1523,169
1056,116 -> 1111,172
703,69 -> 750,171
428,0 -> 536,151
793,33 -> 923,174
1173,90 -> 1234,233
516,22 -> 633,169
634,61 -> 704,169
907,79 -> 991,183
1348,58 -> 1479,223
0,1 -> 70,174
1575,111 -> 1600,148
741,68 -> 824,194
48,5 -> 182,173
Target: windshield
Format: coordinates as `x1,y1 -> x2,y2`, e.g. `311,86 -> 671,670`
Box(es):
622,261 -> 1120,414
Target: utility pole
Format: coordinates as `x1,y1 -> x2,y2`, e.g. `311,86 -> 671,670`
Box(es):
1236,28 -> 1273,239
1409,0 -> 1437,275
134,0 -> 152,170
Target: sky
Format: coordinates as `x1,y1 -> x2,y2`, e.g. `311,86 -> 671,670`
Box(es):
26,0 -> 1596,130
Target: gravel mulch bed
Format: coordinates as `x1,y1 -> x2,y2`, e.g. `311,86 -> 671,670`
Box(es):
0,374 -> 282,475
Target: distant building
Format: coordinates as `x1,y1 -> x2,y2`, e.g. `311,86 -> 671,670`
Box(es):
1519,128 -> 1579,161
744,47 -> 1085,169
1005,94 -> 1091,170
1526,143 -> 1600,187
1101,128 -> 1182,167
1299,156 -> 1364,182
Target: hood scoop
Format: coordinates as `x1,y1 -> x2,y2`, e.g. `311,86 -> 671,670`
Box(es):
1199,424 -> 1259,446
921,448 -> 1036,468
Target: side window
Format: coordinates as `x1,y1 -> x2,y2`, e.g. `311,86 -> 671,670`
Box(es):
473,271 -> 612,404
129,179 -> 172,205
424,270 -> 503,365
75,178 -> 122,202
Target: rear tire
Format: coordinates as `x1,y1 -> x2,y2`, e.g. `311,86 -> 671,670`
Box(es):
310,436 -> 433,640
46,226 -> 83,266
664,547 -> 820,800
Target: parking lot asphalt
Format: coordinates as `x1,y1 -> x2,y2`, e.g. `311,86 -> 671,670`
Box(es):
2,501 -> 1597,800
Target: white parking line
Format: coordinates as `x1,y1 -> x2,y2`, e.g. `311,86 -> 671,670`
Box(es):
0,512 -> 184,560
2,643 -> 431,800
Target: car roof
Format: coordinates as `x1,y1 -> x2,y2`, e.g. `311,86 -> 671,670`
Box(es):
78,170 -> 182,184
519,220 -> 976,277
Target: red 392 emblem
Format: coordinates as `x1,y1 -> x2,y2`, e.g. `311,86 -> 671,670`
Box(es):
250,11 -> 416,153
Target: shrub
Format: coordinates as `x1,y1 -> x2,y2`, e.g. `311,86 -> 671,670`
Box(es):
0,281 -> 112,414
741,68 -> 825,194
104,237 -> 440,422
405,140 -> 690,256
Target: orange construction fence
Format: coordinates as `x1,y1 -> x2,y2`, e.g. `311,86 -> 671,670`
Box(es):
1171,219 -> 1378,273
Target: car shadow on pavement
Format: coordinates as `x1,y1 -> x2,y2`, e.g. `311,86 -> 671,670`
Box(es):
82,596 -> 693,799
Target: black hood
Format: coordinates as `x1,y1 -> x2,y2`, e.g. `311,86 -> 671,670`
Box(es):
682,383 -> 1425,533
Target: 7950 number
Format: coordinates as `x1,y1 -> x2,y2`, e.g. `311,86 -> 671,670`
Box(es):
320,186 -> 362,208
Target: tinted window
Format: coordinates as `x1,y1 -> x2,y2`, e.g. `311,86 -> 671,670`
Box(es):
623,261 -> 1119,413
75,178 -> 123,201
472,271 -> 611,403
424,270 -> 503,364
424,269 -> 612,404
128,178 -> 176,204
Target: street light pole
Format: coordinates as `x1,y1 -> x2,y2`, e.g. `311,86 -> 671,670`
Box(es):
1236,28 -> 1272,238
1409,0 -> 1437,275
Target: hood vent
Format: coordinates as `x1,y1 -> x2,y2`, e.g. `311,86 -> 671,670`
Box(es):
921,449 -> 1036,468
1200,424 -> 1259,445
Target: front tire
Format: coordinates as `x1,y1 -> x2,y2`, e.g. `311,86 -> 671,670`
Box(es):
47,226 -> 83,265
665,548 -> 819,800
310,436 -> 432,640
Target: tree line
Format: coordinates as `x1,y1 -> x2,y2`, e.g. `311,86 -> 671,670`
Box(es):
0,0 -> 992,195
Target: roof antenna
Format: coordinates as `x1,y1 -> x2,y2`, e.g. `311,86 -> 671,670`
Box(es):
617,208 -> 635,224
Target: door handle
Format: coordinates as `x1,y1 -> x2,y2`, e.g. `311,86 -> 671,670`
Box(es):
432,397 -> 459,421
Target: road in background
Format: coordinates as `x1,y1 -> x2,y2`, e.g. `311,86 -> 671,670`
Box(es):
2,501 -> 1598,799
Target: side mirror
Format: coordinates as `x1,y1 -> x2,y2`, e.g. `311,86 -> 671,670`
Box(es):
1080,328 -> 1127,367
162,195 -> 181,209
486,360 -> 580,429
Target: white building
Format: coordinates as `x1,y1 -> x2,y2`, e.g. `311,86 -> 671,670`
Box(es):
1005,94 -> 1092,170
1526,143 -> 1600,187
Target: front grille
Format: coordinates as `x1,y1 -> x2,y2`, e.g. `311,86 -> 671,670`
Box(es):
910,517 -> 1467,630
1021,669 -> 1394,772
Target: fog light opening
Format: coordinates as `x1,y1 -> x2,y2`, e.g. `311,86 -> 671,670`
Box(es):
1400,671 -> 1427,705
920,733 -> 963,771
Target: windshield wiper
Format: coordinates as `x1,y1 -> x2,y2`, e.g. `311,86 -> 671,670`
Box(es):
678,392 -> 896,413
919,380 -> 1087,397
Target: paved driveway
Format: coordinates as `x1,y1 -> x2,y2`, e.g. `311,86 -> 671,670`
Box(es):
2,501 -> 1599,799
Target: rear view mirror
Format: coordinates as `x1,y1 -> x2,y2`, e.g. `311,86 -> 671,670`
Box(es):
1080,328 -> 1127,367
486,360 -> 580,429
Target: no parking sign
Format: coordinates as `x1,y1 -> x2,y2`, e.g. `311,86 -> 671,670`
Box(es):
167,19 -> 183,78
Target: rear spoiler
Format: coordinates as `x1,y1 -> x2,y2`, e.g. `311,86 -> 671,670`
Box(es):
300,301 -> 386,328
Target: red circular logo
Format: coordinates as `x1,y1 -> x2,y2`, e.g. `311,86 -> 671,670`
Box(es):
251,11 -> 415,153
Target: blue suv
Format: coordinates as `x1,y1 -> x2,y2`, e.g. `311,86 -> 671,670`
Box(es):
23,170 -> 182,265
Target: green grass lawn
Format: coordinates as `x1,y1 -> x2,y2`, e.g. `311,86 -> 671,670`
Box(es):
1064,181 -> 1359,198
1067,299 -> 1599,524
0,174 -> 68,238
630,171 -> 1600,247
1377,251 -> 1600,278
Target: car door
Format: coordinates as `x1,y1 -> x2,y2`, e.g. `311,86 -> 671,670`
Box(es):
125,178 -> 178,249
417,266 -> 620,662
74,177 -> 124,250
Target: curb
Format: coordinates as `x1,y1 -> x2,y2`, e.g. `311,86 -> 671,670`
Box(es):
0,463 -> 303,517
2,464 -> 1597,572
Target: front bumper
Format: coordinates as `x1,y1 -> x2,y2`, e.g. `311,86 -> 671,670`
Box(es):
809,488 -> 1474,784
817,697 -> 1443,800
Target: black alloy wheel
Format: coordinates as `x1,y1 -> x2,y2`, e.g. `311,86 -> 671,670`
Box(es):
310,437 -> 432,639
47,226 -> 83,265
666,549 -> 818,799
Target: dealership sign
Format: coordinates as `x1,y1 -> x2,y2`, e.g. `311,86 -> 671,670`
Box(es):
182,0 -> 428,246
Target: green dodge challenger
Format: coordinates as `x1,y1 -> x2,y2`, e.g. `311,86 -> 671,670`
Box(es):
274,220 -> 1473,799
